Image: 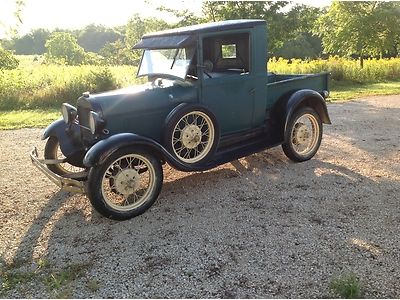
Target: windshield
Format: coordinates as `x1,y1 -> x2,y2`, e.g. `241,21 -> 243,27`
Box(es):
138,47 -> 195,80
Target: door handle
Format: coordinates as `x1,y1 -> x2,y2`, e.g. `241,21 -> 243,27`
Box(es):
249,88 -> 255,95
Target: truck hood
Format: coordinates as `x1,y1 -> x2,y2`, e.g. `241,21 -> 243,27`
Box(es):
87,82 -> 197,116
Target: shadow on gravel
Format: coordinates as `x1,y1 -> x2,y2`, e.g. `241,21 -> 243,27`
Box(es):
12,190 -> 72,263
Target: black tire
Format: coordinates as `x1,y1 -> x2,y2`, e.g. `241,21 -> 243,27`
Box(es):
44,136 -> 85,176
86,147 -> 163,220
282,107 -> 323,162
163,105 -> 219,165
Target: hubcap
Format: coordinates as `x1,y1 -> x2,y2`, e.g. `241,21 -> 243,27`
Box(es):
181,125 -> 202,149
291,114 -> 319,156
114,169 -> 140,196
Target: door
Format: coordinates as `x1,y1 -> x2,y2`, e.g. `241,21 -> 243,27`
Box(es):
200,31 -> 256,135
201,74 -> 255,135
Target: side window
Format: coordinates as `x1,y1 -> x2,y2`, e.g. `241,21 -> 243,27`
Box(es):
202,32 -> 250,76
221,44 -> 237,59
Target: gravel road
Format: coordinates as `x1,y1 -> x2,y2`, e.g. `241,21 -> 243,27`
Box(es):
1,95 -> 399,298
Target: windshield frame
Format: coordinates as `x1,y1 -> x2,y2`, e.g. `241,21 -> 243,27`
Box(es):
136,47 -> 196,81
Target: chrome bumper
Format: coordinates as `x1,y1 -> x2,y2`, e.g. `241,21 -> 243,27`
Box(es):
30,147 -> 86,194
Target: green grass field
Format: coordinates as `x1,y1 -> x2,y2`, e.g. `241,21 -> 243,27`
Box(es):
0,56 -> 399,130
329,80 -> 400,101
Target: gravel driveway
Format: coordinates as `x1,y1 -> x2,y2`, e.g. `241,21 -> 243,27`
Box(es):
1,95 -> 399,298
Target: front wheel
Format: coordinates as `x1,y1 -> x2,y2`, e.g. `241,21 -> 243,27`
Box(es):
86,148 -> 163,220
282,107 -> 322,162
44,136 -> 86,177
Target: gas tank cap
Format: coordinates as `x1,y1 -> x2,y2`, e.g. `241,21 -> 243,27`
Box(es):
82,91 -> 90,98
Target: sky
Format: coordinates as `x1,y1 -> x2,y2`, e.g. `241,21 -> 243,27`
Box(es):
0,0 -> 332,39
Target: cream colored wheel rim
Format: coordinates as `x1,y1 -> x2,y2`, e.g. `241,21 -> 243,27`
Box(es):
53,141 -> 85,174
290,113 -> 319,156
172,111 -> 215,163
101,154 -> 155,211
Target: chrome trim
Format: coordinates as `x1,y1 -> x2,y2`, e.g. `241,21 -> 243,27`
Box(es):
30,147 -> 86,194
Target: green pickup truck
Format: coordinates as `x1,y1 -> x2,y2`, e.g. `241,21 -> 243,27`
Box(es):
31,19 -> 331,220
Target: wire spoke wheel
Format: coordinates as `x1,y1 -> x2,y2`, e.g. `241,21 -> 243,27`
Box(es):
54,143 -> 85,174
290,114 -> 319,156
172,111 -> 215,164
87,148 -> 163,220
45,136 -> 85,176
101,154 -> 155,211
282,107 -> 322,162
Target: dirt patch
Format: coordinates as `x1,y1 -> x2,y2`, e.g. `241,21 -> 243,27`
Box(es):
0,95 -> 399,298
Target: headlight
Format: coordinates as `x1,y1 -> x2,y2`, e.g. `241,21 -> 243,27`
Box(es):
88,111 -> 105,135
322,90 -> 330,99
61,103 -> 77,124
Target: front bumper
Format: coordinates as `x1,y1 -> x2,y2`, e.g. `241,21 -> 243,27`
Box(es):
30,147 -> 86,194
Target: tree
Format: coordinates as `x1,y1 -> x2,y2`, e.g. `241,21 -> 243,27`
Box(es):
99,39 -> 133,65
276,5 -> 323,59
314,1 -> 400,67
201,1 -> 289,53
0,46 -> 19,70
78,24 -> 121,53
276,33 -> 322,59
124,14 -> 170,65
8,28 -> 51,54
45,32 -> 85,65
157,6 -> 204,27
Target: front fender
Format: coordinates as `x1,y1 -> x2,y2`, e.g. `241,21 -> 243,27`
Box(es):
42,118 -> 65,140
83,133 -> 162,167
83,133 -> 211,172
42,118 -> 84,158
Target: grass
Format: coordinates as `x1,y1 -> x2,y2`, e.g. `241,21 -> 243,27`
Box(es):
0,259 -> 91,298
329,80 -> 400,101
0,109 -> 60,129
330,273 -> 363,298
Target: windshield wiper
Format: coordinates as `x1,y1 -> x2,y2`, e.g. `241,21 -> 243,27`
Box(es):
170,48 -> 180,69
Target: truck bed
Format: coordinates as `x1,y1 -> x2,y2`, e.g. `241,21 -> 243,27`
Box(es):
266,72 -> 329,106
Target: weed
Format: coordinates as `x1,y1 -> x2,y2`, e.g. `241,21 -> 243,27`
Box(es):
44,262 -> 90,291
86,279 -> 100,292
330,273 -> 363,299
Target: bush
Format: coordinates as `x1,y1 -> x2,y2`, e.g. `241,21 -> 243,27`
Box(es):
0,64 -> 138,110
268,56 -> 400,83
0,47 -> 19,70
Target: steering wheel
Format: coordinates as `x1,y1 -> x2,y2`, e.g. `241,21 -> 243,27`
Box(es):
204,71 -> 212,79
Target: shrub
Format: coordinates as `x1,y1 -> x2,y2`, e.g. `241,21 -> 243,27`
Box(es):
268,56 -> 400,83
0,47 -> 19,70
0,64 -> 138,110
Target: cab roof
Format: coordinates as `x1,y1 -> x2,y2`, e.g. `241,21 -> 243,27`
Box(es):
134,19 -> 265,49
143,19 -> 266,38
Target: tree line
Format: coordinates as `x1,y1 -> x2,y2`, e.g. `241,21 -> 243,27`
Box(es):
1,1 -> 399,69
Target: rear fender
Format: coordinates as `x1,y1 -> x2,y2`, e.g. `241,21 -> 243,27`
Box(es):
285,89 -> 331,131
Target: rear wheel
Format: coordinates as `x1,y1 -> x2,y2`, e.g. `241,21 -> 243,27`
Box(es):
44,136 -> 85,176
87,148 -> 163,220
282,107 -> 322,162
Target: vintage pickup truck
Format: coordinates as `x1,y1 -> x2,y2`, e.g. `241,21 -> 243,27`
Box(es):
31,19 -> 331,220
